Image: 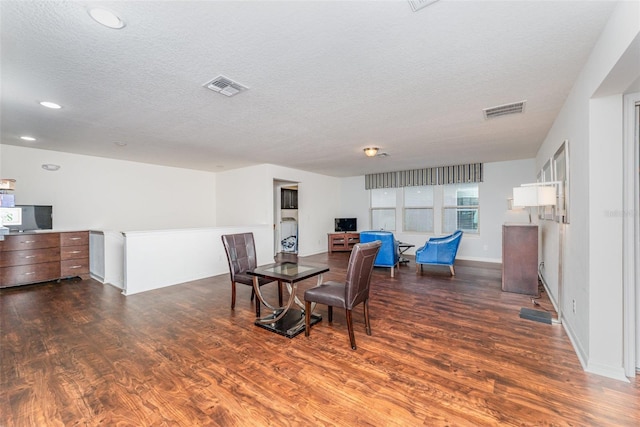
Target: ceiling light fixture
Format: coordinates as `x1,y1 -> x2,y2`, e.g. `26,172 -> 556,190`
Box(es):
39,101 -> 62,109
363,147 -> 379,157
20,136 -> 36,141
88,8 -> 125,29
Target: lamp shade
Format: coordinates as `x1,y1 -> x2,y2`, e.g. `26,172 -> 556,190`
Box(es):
512,185 -> 556,207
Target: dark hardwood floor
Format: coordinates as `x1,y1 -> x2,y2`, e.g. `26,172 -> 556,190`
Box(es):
2,252 -> 639,426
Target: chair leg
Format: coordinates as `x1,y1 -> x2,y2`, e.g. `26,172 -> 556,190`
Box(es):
305,300 -> 312,337
364,299 -> 371,336
346,309 -> 356,350
390,266 -> 395,278
416,264 -> 422,274
328,306 -> 333,323
449,265 -> 455,276
231,281 -> 236,309
277,281 -> 283,306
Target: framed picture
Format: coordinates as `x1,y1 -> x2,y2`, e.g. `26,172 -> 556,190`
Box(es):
552,140 -> 569,223
541,159 -> 554,220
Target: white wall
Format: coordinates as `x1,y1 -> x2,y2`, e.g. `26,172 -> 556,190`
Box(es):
0,145 -> 217,231
216,163 -> 342,257
337,158 -> 536,263
123,225 -> 271,295
536,1 -> 640,380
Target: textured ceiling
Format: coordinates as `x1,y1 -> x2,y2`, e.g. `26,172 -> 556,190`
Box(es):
0,1 -> 617,177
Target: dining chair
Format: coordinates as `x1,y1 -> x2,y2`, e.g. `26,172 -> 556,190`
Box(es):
304,240 -> 382,350
221,233 -> 283,317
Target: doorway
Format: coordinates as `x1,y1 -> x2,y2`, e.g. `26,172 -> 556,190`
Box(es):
273,179 -> 299,257
623,92 -> 640,376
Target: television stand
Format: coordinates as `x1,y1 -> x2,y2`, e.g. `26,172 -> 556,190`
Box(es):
327,232 -> 359,253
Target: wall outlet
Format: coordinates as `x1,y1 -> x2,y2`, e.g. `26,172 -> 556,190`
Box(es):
572,299 -> 576,314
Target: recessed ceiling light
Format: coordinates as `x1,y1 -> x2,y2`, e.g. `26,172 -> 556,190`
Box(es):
40,101 -> 62,109
88,8 -> 125,29
20,136 -> 36,141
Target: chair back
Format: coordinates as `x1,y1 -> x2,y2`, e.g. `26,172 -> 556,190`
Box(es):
221,233 -> 258,280
344,241 -> 382,309
359,231 -> 399,267
435,230 -> 463,263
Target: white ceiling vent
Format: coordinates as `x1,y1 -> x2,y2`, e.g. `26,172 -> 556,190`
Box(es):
483,100 -> 526,120
408,0 -> 440,12
203,75 -> 248,97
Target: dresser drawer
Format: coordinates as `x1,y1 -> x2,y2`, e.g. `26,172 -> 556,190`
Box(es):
61,258 -> 90,277
0,233 -> 59,251
60,246 -> 89,261
0,248 -> 60,268
0,262 -> 61,287
60,232 -> 89,247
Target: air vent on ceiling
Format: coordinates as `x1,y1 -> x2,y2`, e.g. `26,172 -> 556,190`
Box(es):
203,75 -> 248,97
408,0 -> 440,12
483,100 -> 526,120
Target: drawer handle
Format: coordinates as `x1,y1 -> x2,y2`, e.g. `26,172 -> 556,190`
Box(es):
68,250 -> 81,254
68,265 -> 82,269
70,237 -> 81,240
24,255 -> 36,259
22,240 -> 36,244
24,272 -> 35,276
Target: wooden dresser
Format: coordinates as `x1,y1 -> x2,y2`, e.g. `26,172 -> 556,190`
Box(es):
501,224 -> 538,295
328,232 -> 360,253
0,231 -> 90,288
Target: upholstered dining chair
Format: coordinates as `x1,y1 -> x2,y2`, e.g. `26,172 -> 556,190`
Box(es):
221,233 -> 283,317
304,240 -> 382,350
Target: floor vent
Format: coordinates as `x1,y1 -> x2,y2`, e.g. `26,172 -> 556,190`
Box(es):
203,75 -> 248,97
483,100 -> 526,119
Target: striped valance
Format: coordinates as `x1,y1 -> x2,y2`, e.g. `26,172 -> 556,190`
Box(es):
365,163 -> 483,189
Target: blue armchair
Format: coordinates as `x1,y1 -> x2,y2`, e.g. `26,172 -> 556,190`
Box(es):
415,230 -> 463,276
359,231 -> 400,277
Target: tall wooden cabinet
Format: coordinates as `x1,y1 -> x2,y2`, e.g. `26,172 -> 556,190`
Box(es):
502,224 -> 538,295
0,231 -> 90,288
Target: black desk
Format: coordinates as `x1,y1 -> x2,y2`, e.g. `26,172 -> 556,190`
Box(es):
247,262 -> 329,338
398,242 -> 415,264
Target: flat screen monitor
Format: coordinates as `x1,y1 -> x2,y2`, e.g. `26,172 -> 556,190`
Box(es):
335,217 -> 357,232
7,205 -> 53,232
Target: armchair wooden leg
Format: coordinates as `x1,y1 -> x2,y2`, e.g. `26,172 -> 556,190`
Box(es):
416,264 -> 422,274
328,306 -> 333,323
305,300 -> 312,337
449,265 -> 455,276
346,309 -> 356,350
364,299 -> 371,336
390,266 -> 395,278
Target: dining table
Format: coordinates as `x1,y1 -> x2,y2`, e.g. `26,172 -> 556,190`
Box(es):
247,261 -> 329,338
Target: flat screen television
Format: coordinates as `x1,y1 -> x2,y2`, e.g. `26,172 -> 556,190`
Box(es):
7,205 -> 53,232
335,217 -> 357,232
